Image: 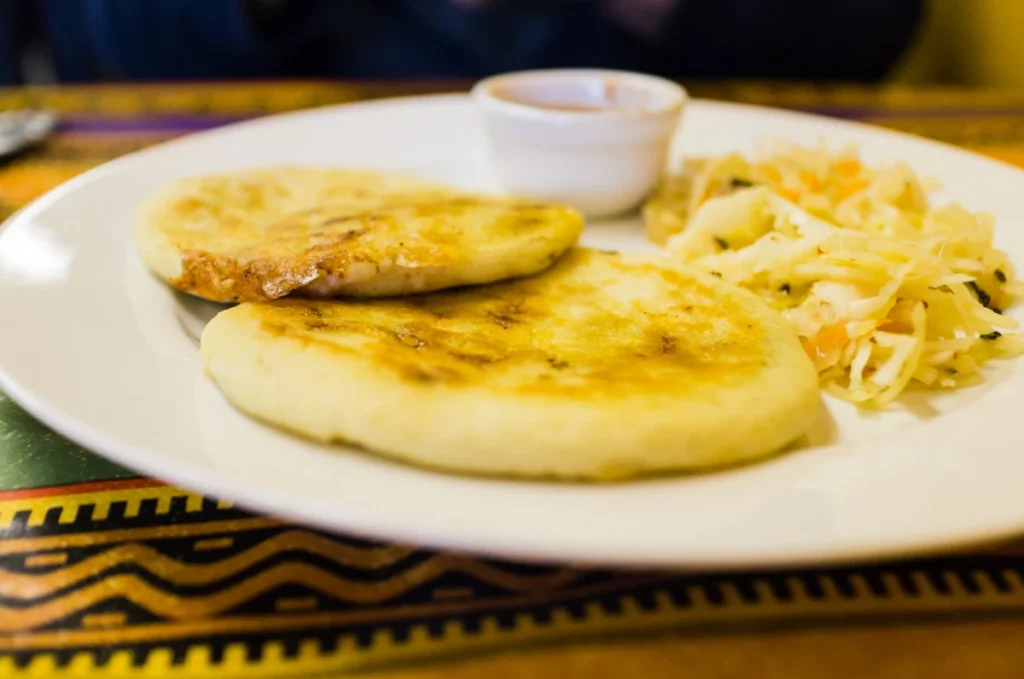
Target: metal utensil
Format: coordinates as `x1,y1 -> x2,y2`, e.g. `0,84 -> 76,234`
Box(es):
0,109 -> 59,159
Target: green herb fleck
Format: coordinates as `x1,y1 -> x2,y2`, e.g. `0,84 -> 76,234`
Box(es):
981,331 -> 1003,340
966,281 -> 993,309
713,236 -> 729,250
996,269 -> 1008,283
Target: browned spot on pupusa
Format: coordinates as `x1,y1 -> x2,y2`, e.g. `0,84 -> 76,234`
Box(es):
304,319 -> 332,330
489,311 -> 516,329
161,187 -> 577,302
173,251 -> 320,303
244,249 -> 773,398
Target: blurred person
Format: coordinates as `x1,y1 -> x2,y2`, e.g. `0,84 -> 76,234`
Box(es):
0,0 -> 923,85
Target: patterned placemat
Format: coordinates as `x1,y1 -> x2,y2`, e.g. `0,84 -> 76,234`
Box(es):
4,81 -> 1024,678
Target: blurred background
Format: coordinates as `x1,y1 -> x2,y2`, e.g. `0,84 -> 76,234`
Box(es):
5,0 -> 1024,222
2,1 -> 1024,86
897,0 -> 1024,88
0,0 -> 1013,86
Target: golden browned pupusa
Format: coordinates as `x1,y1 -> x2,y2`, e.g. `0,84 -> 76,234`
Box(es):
201,249 -> 820,480
134,166 -> 583,302
257,252 -> 769,397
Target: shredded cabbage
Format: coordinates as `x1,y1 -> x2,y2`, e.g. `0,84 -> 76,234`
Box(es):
648,139 -> 1023,407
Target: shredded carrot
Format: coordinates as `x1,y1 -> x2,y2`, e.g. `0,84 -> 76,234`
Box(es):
779,187 -> 802,202
803,323 -> 850,369
799,171 -> 821,192
835,159 -> 862,177
758,165 -> 782,186
834,179 -> 869,202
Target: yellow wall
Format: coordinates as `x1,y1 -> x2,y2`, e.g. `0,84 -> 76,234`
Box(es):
896,0 -> 1024,86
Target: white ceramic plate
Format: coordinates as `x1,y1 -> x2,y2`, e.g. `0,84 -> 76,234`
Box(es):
2,94 -> 1023,568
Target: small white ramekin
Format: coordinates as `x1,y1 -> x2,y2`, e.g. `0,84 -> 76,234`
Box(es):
471,69 -> 687,218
